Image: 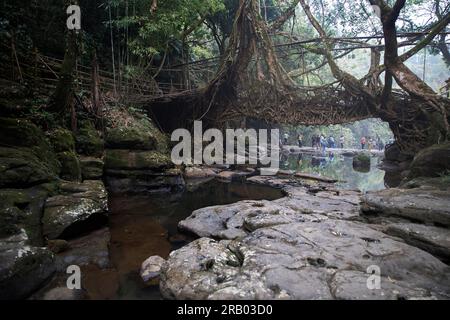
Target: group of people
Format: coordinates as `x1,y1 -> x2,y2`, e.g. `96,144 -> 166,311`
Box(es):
359,136 -> 384,151
282,132 -> 387,152
311,135 -> 345,151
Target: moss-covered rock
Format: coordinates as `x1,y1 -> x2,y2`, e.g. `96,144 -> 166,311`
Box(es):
408,142 -> 450,179
80,156 -> 104,180
106,116 -> 169,152
105,149 -> 173,170
0,147 -> 59,188
352,152 -> 371,173
57,151 -> 81,182
48,128 -> 75,152
75,121 -> 104,157
0,186 -> 53,246
0,118 -> 60,188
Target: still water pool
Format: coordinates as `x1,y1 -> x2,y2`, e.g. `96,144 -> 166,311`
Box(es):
280,152 -> 387,192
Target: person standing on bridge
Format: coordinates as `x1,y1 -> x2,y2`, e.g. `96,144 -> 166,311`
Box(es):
298,134 -> 303,148
339,135 -> 345,149
377,137 -> 384,151
283,132 -> 289,145
320,135 -> 327,153
360,136 -> 366,149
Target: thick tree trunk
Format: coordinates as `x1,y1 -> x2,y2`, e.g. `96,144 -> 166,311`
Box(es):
48,29 -> 79,115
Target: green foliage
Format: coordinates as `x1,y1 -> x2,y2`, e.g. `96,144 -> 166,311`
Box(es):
109,0 -> 225,58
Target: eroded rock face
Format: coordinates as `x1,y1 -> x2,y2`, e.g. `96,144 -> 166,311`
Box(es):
104,116 -> 184,194
160,220 -> 450,300
43,180 -> 108,240
385,223 -> 450,262
362,188 -> 450,227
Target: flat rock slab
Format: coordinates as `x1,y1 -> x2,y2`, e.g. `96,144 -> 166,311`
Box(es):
362,188 -> 450,227
43,180 -> 108,239
178,189 -> 361,240
160,220 -> 450,300
385,223 -> 450,262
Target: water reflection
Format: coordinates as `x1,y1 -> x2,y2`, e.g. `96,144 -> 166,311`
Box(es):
280,152 -> 387,192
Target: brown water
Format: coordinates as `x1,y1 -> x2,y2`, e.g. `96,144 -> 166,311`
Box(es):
99,180 -> 284,300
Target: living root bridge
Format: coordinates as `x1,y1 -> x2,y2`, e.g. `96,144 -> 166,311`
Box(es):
147,0 -> 450,158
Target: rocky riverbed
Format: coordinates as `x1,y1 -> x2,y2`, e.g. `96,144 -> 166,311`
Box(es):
1,114 -> 450,300
142,165 -> 450,300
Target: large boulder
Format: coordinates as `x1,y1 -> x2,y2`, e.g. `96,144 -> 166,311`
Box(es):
408,142 -> 450,179
0,231 -> 55,300
42,180 -> 108,240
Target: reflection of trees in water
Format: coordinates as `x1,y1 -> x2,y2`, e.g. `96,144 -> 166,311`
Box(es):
281,153 -> 386,192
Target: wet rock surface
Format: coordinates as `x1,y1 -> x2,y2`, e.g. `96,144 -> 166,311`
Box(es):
160,221 -> 450,300
160,174 -> 450,300
140,255 -> 165,283
42,180 -> 108,240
